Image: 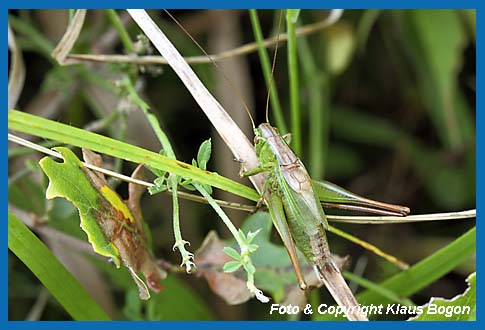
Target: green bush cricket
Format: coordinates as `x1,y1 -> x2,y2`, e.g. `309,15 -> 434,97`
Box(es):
240,121 -> 409,321
238,10 -> 409,321
164,9 -> 410,320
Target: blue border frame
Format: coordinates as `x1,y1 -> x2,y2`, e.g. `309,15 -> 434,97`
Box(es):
4,0 -> 479,328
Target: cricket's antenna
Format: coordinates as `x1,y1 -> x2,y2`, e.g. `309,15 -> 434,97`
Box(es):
265,10 -> 283,124
163,10 -> 255,129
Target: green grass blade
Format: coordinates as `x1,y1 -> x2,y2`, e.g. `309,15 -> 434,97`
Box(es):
248,9 -> 287,133
358,226 -> 476,305
286,9 -> 302,156
8,14 -> 55,60
405,10 -> 474,150
105,10 -> 135,53
298,35 -> 329,179
342,271 -> 415,307
316,226 -> 475,320
8,109 -> 259,202
410,272 -> 475,321
8,212 -> 110,320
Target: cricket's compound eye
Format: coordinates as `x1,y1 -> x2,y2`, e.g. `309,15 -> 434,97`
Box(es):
254,135 -> 260,144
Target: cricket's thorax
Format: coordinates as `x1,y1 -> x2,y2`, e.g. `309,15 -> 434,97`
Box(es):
257,123 -> 323,220
259,123 -> 296,166
258,124 -> 311,191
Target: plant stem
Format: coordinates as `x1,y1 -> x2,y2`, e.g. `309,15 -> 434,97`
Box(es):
106,9 -> 135,53
249,9 -> 287,133
286,10 -> 302,156
298,34 -> 329,179
194,183 -> 244,248
328,224 -> 409,270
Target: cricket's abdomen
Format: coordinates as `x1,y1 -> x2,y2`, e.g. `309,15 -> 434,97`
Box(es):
281,184 -> 332,269
308,230 -> 332,267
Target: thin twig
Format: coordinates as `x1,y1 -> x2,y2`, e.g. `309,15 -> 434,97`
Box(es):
8,133 -> 253,211
25,288 -> 49,321
327,209 -> 476,224
8,23 -> 26,109
51,9 -> 87,64
8,133 -> 150,187
9,133 -> 476,223
64,14 -> 344,66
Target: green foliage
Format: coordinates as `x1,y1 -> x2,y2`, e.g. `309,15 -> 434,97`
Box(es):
359,227 -> 475,305
8,9 -> 474,320
92,257 -> 214,320
410,272 -> 475,321
39,147 -> 119,265
9,110 -> 259,202
39,147 -> 164,299
404,10 -> 474,150
196,138 -> 212,171
241,213 -> 305,301
8,212 -> 109,320
286,9 -> 302,156
316,226 -> 475,320
222,228 -> 260,274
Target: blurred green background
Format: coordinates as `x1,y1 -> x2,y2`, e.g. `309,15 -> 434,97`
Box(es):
8,9 -> 475,320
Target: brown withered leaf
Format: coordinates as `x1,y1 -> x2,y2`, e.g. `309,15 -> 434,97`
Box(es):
195,231 -> 251,305
41,147 -> 165,300
81,149 -> 166,299
194,212 -> 349,306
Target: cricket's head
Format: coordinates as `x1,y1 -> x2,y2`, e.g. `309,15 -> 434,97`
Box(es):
253,123 -> 278,163
253,125 -> 265,154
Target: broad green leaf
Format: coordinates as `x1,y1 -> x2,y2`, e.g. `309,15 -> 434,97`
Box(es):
40,148 -> 118,264
8,212 -> 110,320
410,272 -> 475,321
39,147 -> 164,300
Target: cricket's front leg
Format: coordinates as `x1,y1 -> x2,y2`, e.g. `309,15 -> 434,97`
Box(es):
237,159 -> 271,178
238,159 -> 273,211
